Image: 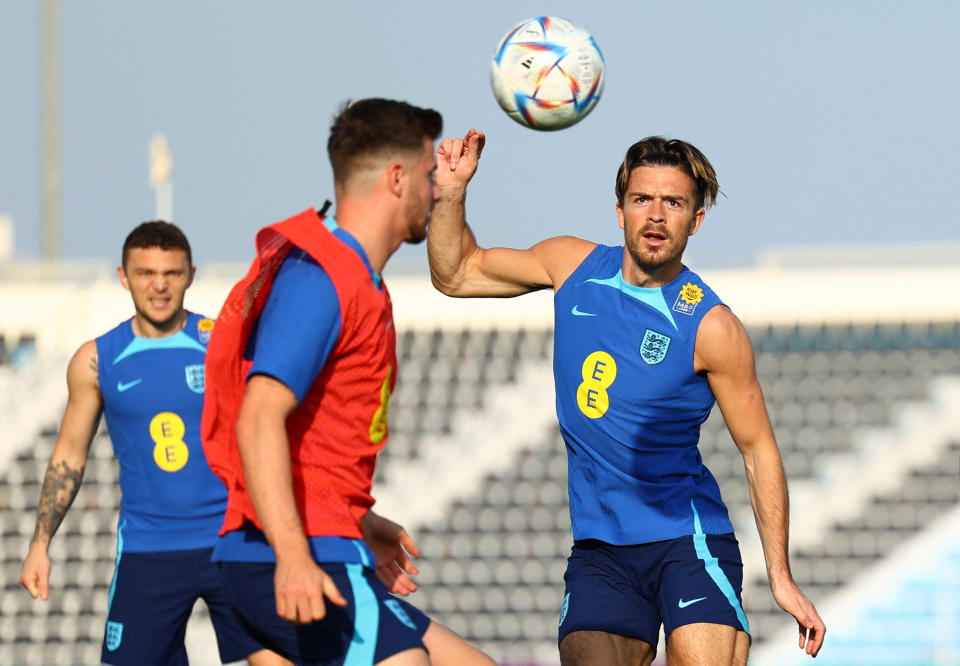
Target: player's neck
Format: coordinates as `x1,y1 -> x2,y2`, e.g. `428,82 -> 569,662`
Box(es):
332,201 -> 403,276
131,310 -> 188,339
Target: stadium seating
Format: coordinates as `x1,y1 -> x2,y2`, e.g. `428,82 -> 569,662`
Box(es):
0,322 -> 957,665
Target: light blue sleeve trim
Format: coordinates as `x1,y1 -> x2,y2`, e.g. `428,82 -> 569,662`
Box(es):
586,270 -> 678,330
344,562 -> 379,666
106,519 -> 126,614
691,500 -> 751,634
112,331 -> 206,365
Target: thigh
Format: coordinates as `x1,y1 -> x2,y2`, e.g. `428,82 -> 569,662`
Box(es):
102,551 -> 196,666
658,533 -> 750,639
194,551 -> 273,663
560,630 -> 655,666
666,622 -> 747,666
219,561 -> 430,666
559,541 -> 662,649
420,620 -> 496,666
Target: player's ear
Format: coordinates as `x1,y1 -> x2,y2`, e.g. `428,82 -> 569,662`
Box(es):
386,161 -> 405,198
117,265 -> 131,291
187,265 -> 196,288
616,200 -> 625,230
688,208 -> 706,237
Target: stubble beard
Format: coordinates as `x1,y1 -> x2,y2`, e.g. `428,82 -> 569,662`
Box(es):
404,202 -> 430,245
626,231 -> 689,274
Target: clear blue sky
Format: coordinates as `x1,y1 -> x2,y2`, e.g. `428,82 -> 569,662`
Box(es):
1,1 -> 958,271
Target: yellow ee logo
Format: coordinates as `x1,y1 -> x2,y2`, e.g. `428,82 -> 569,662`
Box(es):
576,351 -> 617,419
368,366 -> 393,444
149,412 -> 189,472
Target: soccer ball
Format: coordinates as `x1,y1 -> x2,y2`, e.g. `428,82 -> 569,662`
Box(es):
490,16 -> 605,131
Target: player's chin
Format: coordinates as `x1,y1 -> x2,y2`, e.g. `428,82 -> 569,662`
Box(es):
142,310 -> 183,331
406,221 -> 428,245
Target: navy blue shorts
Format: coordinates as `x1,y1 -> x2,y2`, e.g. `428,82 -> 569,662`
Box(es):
219,561 -> 432,665
101,547 -> 265,665
559,534 -> 750,650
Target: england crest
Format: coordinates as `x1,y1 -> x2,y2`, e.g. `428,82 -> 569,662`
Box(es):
106,620 -> 123,651
184,364 -> 205,394
640,329 -> 671,365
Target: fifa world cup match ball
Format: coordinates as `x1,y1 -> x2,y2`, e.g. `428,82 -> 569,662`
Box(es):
490,16 -> 605,131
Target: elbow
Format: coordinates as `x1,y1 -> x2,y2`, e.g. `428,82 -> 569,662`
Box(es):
430,270 -> 465,297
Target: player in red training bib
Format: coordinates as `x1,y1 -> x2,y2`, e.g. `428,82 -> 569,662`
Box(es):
203,98 -> 496,666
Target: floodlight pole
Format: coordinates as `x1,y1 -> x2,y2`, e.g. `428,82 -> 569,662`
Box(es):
148,134 -> 173,221
42,0 -> 60,258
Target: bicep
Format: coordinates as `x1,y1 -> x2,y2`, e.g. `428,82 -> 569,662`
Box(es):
53,343 -> 103,464
697,308 -> 775,455
451,236 -> 595,297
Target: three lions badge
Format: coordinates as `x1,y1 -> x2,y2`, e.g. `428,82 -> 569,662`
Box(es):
640,329 -> 671,365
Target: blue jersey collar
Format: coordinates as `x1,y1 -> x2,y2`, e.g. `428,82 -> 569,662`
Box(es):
326,217 -> 382,290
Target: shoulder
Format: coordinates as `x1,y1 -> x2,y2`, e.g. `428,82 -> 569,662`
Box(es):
67,340 -> 101,393
698,304 -> 744,339
532,236 -> 597,290
72,339 -> 99,364
272,250 -> 335,293
260,255 -> 341,324
694,305 -> 754,373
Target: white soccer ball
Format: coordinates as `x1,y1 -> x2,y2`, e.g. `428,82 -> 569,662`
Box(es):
490,16 -> 605,131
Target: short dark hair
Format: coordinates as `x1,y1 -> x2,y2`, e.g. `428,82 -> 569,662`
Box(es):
327,98 -> 443,185
615,136 -> 719,210
121,221 -> 192,268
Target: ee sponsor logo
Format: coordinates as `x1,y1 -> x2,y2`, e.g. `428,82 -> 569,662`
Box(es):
149,411 -> 189,472
576,351 -> 617,419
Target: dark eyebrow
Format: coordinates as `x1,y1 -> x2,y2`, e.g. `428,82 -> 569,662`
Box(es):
628,190 -> 689,203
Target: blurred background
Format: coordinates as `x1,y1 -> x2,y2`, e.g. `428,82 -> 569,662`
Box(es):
1,1 -> 958,664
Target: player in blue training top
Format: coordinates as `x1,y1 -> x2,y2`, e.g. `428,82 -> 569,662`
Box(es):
18,222 -> 291,665
428,132 -> 826,665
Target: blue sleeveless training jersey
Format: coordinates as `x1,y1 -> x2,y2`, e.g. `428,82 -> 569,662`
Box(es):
554,244 -> 734,545
96,312 -> 226,552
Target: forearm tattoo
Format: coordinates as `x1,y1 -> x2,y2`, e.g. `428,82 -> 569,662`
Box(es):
32,459 -> 84,544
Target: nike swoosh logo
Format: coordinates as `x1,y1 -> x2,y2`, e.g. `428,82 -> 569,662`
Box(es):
678,596 -> 708,609
571,305 -> 598,317
117,379 -> 143,392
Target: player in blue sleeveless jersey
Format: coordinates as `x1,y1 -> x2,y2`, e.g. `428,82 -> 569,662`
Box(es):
18,222 -> 291,665
428,132 -> 825,664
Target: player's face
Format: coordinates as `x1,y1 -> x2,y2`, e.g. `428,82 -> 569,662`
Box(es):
617,166 -> 705,276
403,137 -> 439,244
118,247 -> 194,334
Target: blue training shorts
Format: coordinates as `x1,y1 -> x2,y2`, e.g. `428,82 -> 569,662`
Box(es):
101,547 -> 266,665
558,534 -> 751,651
219,561 -> 432,665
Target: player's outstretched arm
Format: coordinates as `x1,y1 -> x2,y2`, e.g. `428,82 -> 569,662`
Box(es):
19,341 -> 103,601
429,129 -> 594,298
360,509 -> 420,596
236,374 -> 347,624
696,306 -> 826,658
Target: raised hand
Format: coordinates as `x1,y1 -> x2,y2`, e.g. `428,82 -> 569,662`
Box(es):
435,129 -> 486,191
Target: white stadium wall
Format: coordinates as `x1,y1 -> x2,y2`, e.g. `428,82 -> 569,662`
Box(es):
2,261 -> 960,355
